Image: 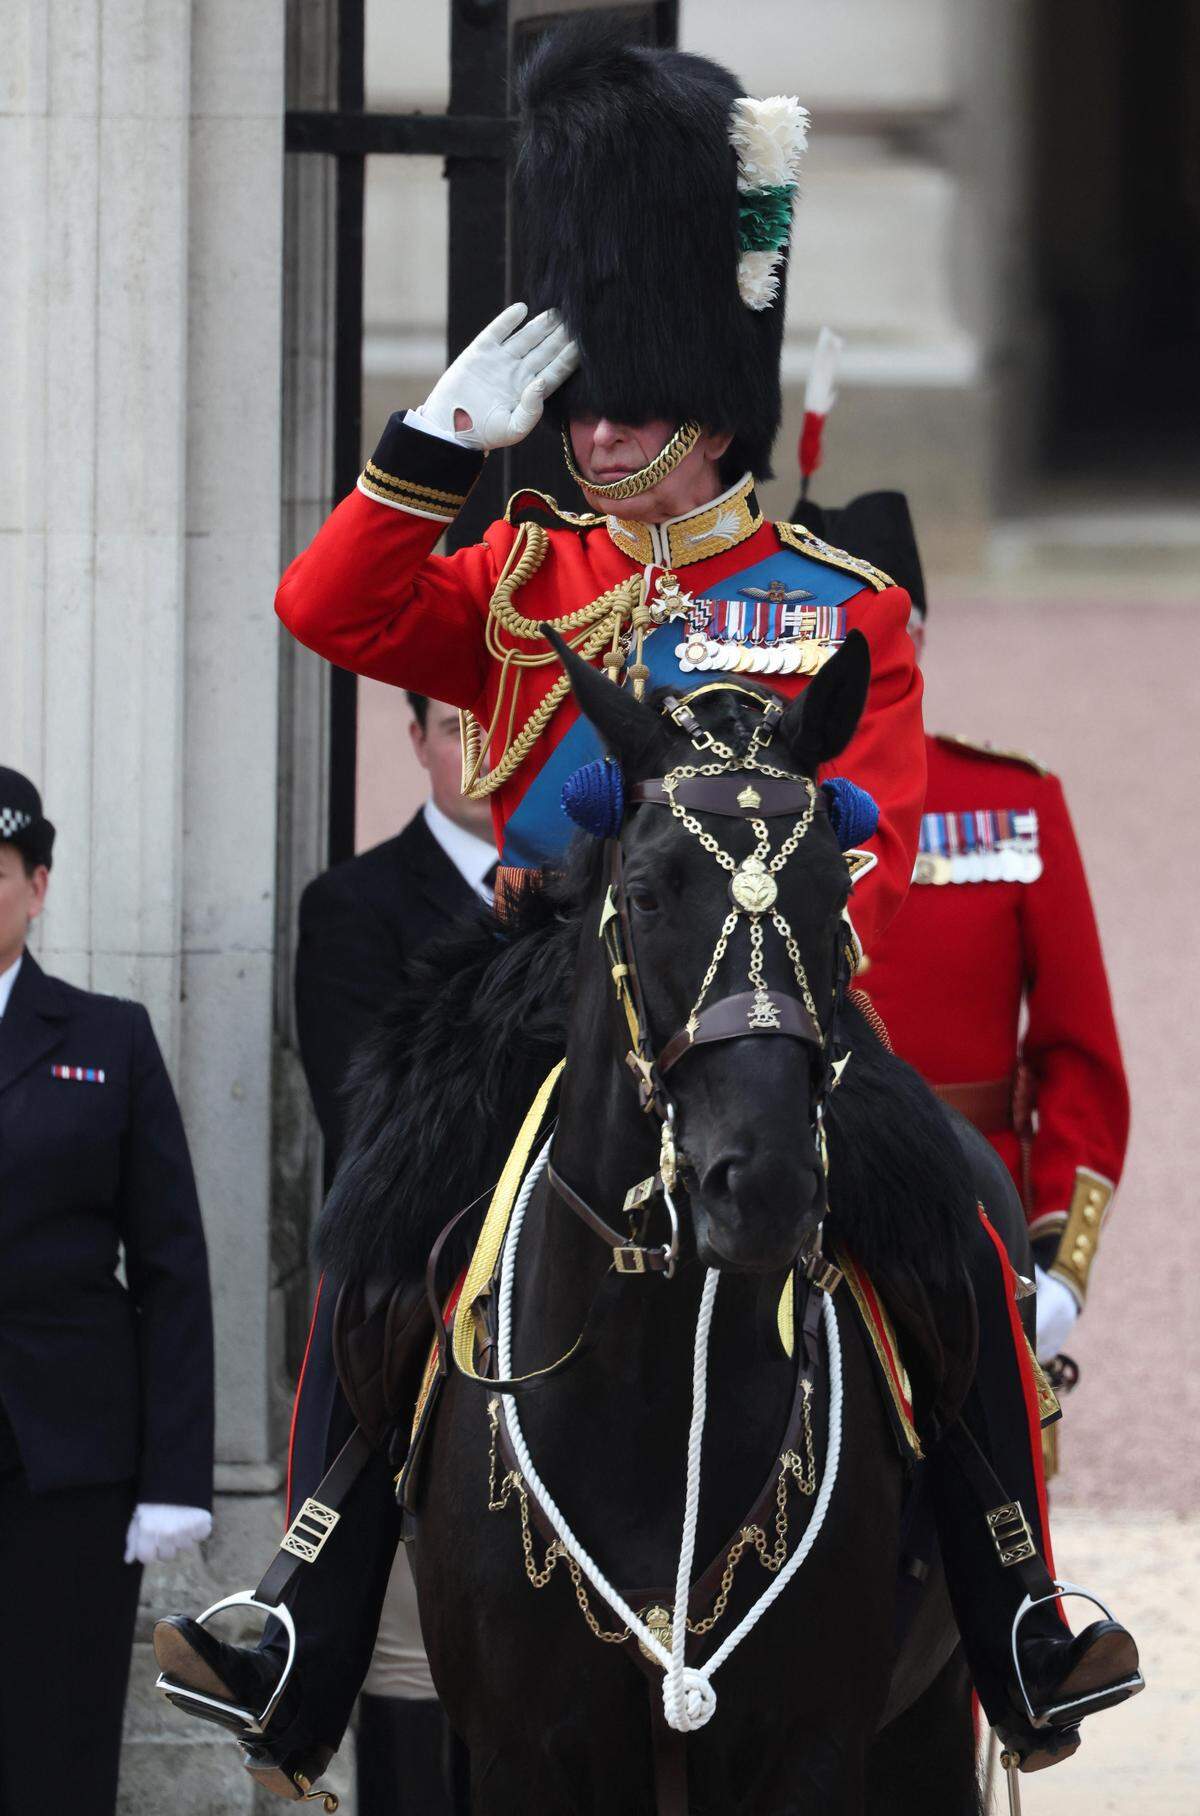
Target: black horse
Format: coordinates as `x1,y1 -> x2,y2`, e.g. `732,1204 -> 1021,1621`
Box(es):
334,636 -> 1028,1816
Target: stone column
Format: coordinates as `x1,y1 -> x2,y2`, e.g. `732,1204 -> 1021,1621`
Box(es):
2,1 -> 292,1807
0,0 -> 191,1038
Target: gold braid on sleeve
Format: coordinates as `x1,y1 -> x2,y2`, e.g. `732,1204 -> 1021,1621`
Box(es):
459,524 -> 644,799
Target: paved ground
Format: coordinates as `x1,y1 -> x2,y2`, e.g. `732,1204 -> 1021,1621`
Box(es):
930,580 -> 1200,1813
925,590 -> 1200,1521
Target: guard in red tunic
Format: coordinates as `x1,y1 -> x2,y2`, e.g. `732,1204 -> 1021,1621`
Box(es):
155,23 -> 1139,1802
787,475 -> 1129,1366
864,726 -> 1130,1364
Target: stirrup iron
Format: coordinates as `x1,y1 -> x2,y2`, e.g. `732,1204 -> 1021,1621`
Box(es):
154,1589 -> 297,1738
1010,1580 -> 1145,1727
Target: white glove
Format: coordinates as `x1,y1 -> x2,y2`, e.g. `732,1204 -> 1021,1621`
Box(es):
1034,1265 -> 1080,1362
413,302 -> 579,451
124,1502 -> 213,1566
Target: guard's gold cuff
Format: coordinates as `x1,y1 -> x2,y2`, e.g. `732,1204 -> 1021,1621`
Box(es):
1048,1166 -> 1114,1309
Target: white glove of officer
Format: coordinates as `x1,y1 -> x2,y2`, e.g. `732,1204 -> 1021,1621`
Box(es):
1034,1264 -> 1079,1363
124,1502 -> 212,1566
412,302 -> 579,451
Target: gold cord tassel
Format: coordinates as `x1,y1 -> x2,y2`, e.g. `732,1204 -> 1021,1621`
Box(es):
459,523 -> 642,798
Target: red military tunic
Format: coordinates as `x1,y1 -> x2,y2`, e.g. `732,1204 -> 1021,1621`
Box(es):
276,414 -> 927,956
862,732 -> 1130,1305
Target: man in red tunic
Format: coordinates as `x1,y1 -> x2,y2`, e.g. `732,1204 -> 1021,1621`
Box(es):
787,492 -> 1129,1364
864,713 -> 1130,1364
155,23 -> 1138,1801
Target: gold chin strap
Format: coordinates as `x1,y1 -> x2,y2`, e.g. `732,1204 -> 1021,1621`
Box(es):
560,421 -> 702,500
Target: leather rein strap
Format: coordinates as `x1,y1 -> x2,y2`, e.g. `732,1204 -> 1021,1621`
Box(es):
658,991 -> 821,1075
628,775 -> 812,817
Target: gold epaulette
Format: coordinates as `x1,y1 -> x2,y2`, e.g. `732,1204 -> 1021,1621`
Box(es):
776,521 -> 894,594
935,733 -> 1050,777
503,487 -> 604,531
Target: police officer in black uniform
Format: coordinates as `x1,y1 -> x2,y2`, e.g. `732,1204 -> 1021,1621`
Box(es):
0,768 -> 215,1816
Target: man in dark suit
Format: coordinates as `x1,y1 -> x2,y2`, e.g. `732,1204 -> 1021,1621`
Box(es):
296,694 -> 496,1175
0,767 -> 214,1816
291,696 -> 493,1812
156,702 -> 494,1808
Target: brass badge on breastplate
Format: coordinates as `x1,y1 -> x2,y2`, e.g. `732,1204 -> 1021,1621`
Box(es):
748,990 -> 783,1031
730,856 -> 778,913
639,1604 -> 673,1662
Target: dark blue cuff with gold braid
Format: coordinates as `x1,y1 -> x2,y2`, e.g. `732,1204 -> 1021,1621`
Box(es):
357,413 -> 485,524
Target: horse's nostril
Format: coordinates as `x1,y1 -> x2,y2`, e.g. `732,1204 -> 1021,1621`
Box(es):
702,1153 -> 753,1202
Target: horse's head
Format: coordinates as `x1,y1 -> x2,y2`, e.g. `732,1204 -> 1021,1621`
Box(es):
548,627 -> 872,1275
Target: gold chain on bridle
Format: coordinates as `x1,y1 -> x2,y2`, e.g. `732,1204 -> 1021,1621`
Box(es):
656,703 -> 824,1041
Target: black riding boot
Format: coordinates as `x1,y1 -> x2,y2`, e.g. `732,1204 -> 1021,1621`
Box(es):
154,1286 -> 408,1799
928,1211 -> 1141,1770
356,1694 -> 458,1815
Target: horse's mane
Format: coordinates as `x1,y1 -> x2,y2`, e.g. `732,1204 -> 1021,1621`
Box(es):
315,852 -> 589,1286
316,827 -> 974,1317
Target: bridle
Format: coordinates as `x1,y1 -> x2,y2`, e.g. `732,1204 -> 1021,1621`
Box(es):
548,683 -> 852,1285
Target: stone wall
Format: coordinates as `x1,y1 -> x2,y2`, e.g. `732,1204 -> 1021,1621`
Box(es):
0,1 -> 290,1806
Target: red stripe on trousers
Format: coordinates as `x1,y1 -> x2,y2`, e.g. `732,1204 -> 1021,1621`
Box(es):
977,1209 -> 1061,1589
285,1273 -> 325,1526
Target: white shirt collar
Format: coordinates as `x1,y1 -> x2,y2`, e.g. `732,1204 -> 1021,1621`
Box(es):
423,801 -> 497,902
0,953 -> 24,1020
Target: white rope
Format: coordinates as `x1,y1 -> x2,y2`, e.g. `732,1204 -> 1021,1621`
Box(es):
663,1268 -> 720,1732
496,1138 -> 845,1735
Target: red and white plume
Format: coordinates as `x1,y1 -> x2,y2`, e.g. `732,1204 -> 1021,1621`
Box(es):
798,326 -> 845,491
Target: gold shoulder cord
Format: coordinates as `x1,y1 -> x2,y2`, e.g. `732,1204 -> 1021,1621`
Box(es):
776,522 -> 894,594
460,523 -> 643,799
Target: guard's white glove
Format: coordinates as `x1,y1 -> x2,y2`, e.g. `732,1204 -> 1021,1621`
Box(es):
1034,1264 -> 1080,1362
413,302 -> 579,451
124,1502 -> 212,1566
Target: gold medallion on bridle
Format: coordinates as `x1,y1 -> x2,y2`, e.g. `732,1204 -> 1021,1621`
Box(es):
730,857 -> 778,914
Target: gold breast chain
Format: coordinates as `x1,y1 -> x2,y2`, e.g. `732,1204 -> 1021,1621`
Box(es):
487,1391 -> 816,1648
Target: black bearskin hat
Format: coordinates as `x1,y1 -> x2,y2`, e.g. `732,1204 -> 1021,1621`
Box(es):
513,19 -> 808,480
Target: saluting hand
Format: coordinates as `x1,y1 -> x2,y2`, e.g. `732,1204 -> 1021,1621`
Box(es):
414,302 -> 579,451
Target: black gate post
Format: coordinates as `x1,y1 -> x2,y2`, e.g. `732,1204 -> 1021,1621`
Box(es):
285,1 -> 681,851
447,0 -> 513,551
327,0 -> 367,864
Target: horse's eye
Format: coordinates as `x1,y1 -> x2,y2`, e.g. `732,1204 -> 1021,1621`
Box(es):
629,889 -> 660,916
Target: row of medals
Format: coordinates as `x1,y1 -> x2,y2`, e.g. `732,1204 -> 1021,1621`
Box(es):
648,573 -> 837,677
914,847 -> 1043,886
673,633 -> 834,676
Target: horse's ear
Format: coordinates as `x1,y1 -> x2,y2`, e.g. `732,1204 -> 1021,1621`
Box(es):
780,629 -> 872,774
541,624 -> 659,764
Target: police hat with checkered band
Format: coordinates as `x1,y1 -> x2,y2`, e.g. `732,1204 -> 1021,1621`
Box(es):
0,768 -> 55,868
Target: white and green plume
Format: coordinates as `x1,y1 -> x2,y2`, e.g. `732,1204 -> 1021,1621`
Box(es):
729,95 -> 811,311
